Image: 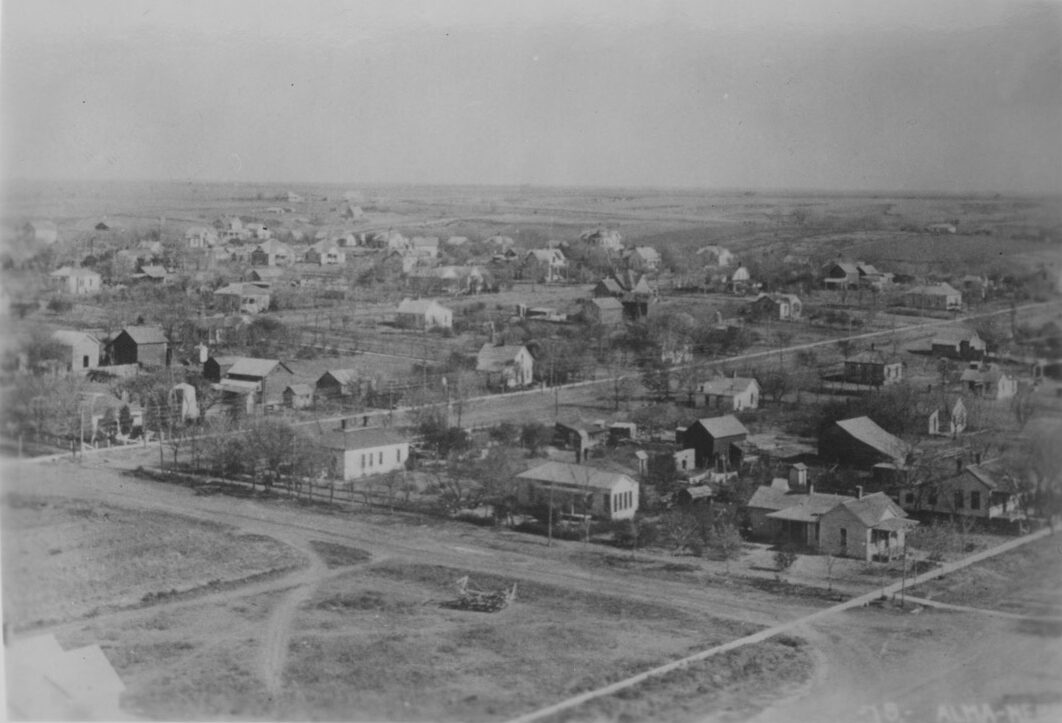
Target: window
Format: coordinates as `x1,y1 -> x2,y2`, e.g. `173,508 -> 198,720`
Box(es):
82,355 -> 90,368
928,490 -> 938,507
954,491 -> 964,510
396,448 -> 401,462
360,454 -> 365,468
904,492 -> 915,505
839,528 -> 848,548
378,451 -> 383,465
970,491 -> 981,510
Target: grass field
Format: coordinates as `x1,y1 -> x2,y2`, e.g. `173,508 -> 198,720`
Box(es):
279,562 -> 807,722
0,494 -> 306,628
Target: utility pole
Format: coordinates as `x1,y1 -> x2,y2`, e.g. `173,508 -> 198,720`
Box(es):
547,482 -> 554,548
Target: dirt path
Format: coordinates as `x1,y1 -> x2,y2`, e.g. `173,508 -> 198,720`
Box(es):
258,541 -> 328,699
502,528 -> 1055,723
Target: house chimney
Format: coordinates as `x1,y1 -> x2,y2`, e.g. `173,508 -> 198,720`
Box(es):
956,457 -> 963,474
856,485 -> 864,500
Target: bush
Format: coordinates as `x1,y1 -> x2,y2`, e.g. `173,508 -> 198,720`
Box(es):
774,546 -> 798,572
47,296 -> 73,313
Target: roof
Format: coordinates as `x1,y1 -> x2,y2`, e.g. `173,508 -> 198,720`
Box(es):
285,383 -> 313,395
218,378 -> 261,393
119,325 -> 168,345
682,485 -> 714,500
397,298 -> 450,314
250,266 -> 284,278
827,261 -> 859,274
52,329 -> 100,346
766,492 -> 852,522
207,355 -> 241,367
832,417 -> 909,462
317,427 -> 408,451
477,343 -> 529,372
517,461 -> 635,491
50,266 -> 100,278
226,357 -> 290,378
836,492 -> 907,526
699,377 -> 758,396
932,328 -> 983,345
319,368 -> 360,385
139,264 -> 168,278
589,296 -> 624,310
847,350 -> 901,365
255,239 -> 291,254
907,282 -> 961,297
596,278 -> 624,295
959,463 -> 1019,493
693,415 -> 749,439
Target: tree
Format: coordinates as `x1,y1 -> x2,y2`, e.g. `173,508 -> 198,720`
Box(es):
520,422 -> 552,456
773,546 -> 798,579
489,421 -> 519,447
709,521 -> 744,575
660,508 -> 706,555
760,368 -> 792,404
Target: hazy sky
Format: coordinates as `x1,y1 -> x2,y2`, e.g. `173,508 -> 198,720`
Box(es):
2,0 -> 1060,193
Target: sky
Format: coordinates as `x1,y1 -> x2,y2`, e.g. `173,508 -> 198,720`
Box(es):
2,0 -> 1061,193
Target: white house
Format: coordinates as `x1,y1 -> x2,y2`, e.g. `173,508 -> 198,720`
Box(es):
185,226 -> 219,248
305,239 -> 347,266
395,298 -> 453,329
525,248 -> 567,282
250,239 -> 294,266
697,376 -> 760,411
903,283 -> 963,311
516,461 -> 640,521
476,343 -> 535,389
52,330 -> 101,372
318,428 -> 410,481
50,267 -> 102,295
625,246 -> 662,272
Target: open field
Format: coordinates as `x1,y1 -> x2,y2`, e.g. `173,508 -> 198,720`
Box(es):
0,492 -> 307,629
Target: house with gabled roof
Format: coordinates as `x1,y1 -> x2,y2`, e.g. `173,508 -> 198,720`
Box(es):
931,328 -> 987,361
106,325 -> 169,367
315,369 -> 365,399
900,459 -> 1022,521
219,357 -> 294,410
581,296 -> 624,326
214,282 -> 271,314
749,293 -> 802,321
185,225 -> 219,248
818,490 -> 915,561
680,415 -> 749,469
516,461 -> 639,520
928,397 -> 968,437
696,376 -> 760,411
305,239 -> 346,266
50,266 -> 102,295
959,363 -> 1018,400
823,261 -> 860,289
52,330 -> 101,372
624,246 -> 661,272
395,298 -> 453,329
524,248 -> 567,282
843,349 -> 904,386
283,383 -> 314,409
476,343 -> 534,389
250,239 -> 294,266
819,416 -> 909,469
903,282 -> 962,310
317,428 -> 410,481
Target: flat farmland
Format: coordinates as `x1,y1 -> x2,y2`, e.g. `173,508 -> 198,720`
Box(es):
1,493 -> 306,629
